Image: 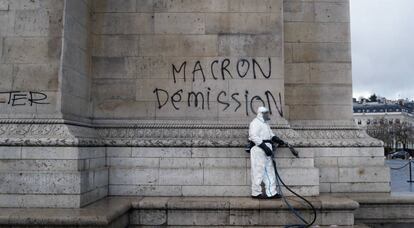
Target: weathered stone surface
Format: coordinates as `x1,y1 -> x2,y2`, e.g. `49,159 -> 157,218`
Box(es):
2,37 -> 61,63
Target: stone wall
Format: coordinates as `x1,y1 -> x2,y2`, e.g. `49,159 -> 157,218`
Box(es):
91,0 -> 285,122
0,0 -> 391,208
108,147 -> 319,197
0,0 -> 64,119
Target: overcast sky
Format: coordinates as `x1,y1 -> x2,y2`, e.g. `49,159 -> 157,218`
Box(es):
350,0 -> 414,100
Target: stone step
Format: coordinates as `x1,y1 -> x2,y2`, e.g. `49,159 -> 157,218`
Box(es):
129,196 -> 358,227
0,196 -> 359,227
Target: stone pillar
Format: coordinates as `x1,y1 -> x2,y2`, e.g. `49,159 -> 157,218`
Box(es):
283,0 -> 390,193
0,0 -> 108,208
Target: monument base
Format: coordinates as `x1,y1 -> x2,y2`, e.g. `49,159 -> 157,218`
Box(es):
0,196 -> 359,227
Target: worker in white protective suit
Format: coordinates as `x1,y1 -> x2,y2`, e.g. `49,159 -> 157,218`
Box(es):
249,106 -> 285,199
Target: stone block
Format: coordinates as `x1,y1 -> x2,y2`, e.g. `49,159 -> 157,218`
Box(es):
92,57 -> 138,78
286,84 -> 352,105
61,67 -> 89,98
287,104 -> 353,120
65,0 -> 90,28
313,147 -> 384,158
159,168 -> 203,185
21,147 -> 79,159
315,1 -> 350,22
0,159 -> 83,171
338,166 -> 390,183
93,13 -> 153,35
93,78 -> 136,101
277,168 -> 319,186
132,147 -> 192,158
14,9 -> 63,36
153,0 -> 229,13
218,34 -> 282,57
320,211 -> 354,226
0,10 -> 15,36
108,157 -> 159,168
2,37 -> 61,63
93,100 -> 155,119
0,171 -> 81,194
109,184 -> 182,196
61,93 -> 91,118
155,13 -> 205,34
139,35 -> 218,57
309,63 -> 352,85
93,0 -> 137,13
319,167 -> 339,182
64,13 -> 89,51
204,158 -> 247,185
229,210 -> 260,226
138,209 -> 167,225
285,22 -> 350,43
167,210 -> 229,226
12,63 -> 59,91
93,35 -> 139,57
205,13 -> 281,35
158,158 -> 203,185
231,0 -> 282,13
283,0 -> 314,22
107,147 -> 132,157
315,157 -> 338,167
291,42 -> 351,63
284,63 -> 310,84
191,148 -> 247,158
338,157 -> 385,167
109,167 -> 158,185
62,41 -> 89,76
0,147 -> 21,159
135,0 -> 154,12
0,194 -> 81,208
79,147 -> 106,160
320,182 -> 331,192
330,182 -> 391,193
88,157 -> 107,169
8,0 -> 64,10
0,64 -> 12,90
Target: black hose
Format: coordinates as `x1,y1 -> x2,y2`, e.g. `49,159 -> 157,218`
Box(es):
272,151 -> 317,228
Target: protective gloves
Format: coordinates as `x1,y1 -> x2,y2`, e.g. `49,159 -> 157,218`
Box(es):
258,142 -> 273,157
271,136 -> 285,145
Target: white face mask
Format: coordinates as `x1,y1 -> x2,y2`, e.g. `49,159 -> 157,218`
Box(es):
262,112 -> 270,121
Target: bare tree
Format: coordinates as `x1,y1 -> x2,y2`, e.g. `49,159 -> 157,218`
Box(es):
366,118 -> 414,152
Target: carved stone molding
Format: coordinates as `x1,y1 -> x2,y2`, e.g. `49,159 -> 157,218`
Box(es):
0,119 -> 383,147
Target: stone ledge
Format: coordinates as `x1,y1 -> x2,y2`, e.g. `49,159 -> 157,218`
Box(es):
0,196 -> 359,227
0,197 -> 134,226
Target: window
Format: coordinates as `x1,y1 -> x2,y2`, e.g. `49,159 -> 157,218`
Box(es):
367,119 -> 371,125
358,120 -> 362,125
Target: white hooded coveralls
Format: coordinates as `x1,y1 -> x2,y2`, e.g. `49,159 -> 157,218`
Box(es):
249,107 -> 278,197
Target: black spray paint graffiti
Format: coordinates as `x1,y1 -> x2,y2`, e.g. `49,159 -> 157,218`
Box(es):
172,58 -> 271,83
153,88 -> 283,117
0,91 -> 49,106
153,57 -> 284,117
